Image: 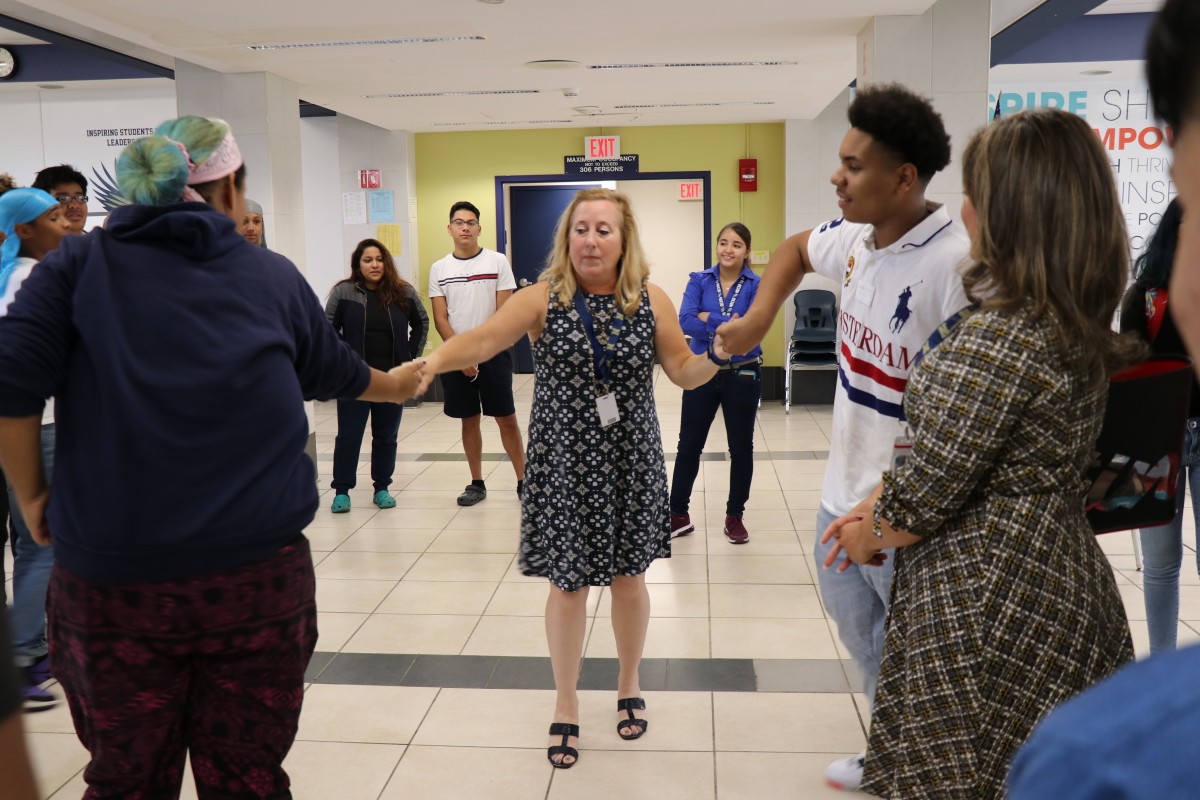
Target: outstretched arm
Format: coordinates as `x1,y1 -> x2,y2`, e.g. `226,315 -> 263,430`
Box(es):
649,283 -> 724,390
418,283 -> 549,392
716,230 -> 813,355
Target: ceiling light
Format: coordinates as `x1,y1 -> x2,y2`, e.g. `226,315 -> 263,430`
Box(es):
433,119 -> 572,127
365,89 -> 539,99
524,59 -> 582,70
248,35 -> 484,51
477,0 -> 505,4
37,84 -> 64,90
589,60 -> 796,69
614,101 -> 775,109
1080,69 -> 1112,75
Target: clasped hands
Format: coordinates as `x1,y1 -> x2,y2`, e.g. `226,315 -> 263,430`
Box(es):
821,496 -> 888,572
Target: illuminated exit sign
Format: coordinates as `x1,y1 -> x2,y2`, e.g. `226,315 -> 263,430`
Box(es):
678,181 -> 704,200
584,135 -> 620,160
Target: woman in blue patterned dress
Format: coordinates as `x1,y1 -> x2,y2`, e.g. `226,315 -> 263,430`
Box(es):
417,188 -> 728,769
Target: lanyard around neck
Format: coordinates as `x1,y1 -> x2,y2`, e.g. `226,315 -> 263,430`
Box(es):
717,274 -> 746,316
573,289 -> 626,386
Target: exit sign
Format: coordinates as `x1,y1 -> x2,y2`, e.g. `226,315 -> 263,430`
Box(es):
584,135 -> 620,160
678,181 -> 704,201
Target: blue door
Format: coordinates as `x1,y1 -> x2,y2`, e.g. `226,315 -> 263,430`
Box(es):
507,184 -> 598,372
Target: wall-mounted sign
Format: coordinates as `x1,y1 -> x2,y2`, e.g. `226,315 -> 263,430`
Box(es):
359,169 -> 381,189
564,154 -> 639,176
678,180 -> 704,200
584,135 -> 620,160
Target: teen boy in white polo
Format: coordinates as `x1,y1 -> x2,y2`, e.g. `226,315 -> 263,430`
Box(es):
428,201 -> 526,506
717,84 -> 971,792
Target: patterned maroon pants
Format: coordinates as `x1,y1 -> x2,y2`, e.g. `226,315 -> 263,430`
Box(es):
48,537 -> 317,800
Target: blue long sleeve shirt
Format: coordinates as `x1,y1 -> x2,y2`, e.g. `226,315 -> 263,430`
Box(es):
0,202 -> 370,584
678,264 -> 762,360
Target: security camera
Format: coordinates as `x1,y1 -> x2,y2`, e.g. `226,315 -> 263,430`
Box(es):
562,88 -> 581,97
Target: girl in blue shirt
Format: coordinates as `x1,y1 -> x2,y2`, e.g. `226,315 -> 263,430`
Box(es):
670,222 -> 762,544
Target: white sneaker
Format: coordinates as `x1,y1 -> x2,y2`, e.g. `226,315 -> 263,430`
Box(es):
825,751 -> 865,791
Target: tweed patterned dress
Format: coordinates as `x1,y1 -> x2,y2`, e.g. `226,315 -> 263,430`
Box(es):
860,307 -> 1134,799
518,289 -> 671,591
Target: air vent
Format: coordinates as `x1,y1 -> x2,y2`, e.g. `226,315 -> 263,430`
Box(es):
614,101 -> 775,110
433,119 -> 572,127
365,89 -> 539,99
248,35 -> 484,51
588,61 -> 796,69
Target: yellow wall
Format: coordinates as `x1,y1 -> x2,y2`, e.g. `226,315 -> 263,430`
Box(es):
414,122 -> 787,365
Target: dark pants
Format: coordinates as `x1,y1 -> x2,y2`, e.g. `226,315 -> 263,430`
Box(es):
331,398 -> 403,494
670,365 -> 761,517
49,538 -> 317,800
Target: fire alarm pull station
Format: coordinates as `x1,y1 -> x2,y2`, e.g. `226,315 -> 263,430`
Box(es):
739,158 -> 757,192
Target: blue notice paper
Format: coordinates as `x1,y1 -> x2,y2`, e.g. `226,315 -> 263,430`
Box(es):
368,190 -> 395,223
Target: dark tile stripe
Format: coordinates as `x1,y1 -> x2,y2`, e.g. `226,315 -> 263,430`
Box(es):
308,652 -> 860,693
317,450 -> 831,463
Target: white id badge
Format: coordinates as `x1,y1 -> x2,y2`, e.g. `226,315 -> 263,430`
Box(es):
596,392 -> 620,427
891,434 -> 913,472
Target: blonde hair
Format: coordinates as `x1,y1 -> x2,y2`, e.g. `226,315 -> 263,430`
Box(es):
961,108 -> 1139,384
540,188 -> 650,316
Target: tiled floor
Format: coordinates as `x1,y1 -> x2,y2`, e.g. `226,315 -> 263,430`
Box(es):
17,370 -> 1198,799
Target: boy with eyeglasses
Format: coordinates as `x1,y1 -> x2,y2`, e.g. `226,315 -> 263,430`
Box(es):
428,201 -> 526,506
32,165 -> 88,235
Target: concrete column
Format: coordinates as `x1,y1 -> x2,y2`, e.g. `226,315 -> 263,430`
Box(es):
856,0 -> 992,218
174,62 -> 307,278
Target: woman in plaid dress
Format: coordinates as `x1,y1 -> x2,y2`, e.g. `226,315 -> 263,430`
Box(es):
825,109 -> 1139,799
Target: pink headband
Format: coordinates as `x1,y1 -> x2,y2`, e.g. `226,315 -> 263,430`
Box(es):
167,128 -> 243,203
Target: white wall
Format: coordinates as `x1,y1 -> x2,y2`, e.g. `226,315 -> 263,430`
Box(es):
300,116 -> 344,301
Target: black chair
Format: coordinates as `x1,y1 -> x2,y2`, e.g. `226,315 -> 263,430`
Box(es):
785,289 -> 838,413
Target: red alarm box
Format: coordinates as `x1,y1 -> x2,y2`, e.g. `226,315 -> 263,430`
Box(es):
739,158 -> 757,192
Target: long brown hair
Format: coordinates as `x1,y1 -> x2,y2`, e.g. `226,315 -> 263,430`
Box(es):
343,238 -> 410,311
961,109 -> 1140,385
541,188 -> 650,317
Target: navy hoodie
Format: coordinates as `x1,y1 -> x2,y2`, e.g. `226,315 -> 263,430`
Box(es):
0,203 -> 370,584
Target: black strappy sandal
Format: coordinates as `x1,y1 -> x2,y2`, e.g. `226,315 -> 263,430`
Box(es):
547,722 -> 580,768
616,697 -> 648,740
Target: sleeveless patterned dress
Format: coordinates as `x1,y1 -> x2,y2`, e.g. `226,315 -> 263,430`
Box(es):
519,289 -> 671,591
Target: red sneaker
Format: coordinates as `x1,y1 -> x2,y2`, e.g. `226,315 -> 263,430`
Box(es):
724,515 -> 749,544
670,513 -> 694,539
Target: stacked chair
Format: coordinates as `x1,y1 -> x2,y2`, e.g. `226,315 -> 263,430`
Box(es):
784,289 -> 839,414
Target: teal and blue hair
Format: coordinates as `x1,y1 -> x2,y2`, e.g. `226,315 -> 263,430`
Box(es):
116,116 -> 240,206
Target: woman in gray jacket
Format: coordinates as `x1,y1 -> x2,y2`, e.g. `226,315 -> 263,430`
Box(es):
325,238 -> 428,511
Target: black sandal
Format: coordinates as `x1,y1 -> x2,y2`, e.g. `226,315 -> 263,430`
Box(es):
616,697 -> 648,740
547,722 -> 579,768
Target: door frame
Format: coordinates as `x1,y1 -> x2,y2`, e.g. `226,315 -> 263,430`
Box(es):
495,171 -> 712,264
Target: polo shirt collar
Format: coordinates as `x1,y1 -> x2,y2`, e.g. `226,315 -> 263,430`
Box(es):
866,202 -> 955,255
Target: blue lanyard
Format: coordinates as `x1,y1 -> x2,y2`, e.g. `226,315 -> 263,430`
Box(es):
912,305 -> 979,368
573,290 -> 626,386
716,275 -> 746,317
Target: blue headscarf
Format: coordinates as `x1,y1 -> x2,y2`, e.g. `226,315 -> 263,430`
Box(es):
0,188 -> 60,297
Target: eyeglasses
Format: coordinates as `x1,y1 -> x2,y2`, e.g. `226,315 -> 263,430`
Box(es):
54,194 -> 88,205
449,219 -> 479,229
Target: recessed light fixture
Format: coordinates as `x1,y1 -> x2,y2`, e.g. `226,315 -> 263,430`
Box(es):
37,83 -> 64,90
524,59 -> 582,70
248,35 -> 484,51
614,101 -> 775,110
433,119 -> 572,127
365,89 -> 539,99
589,61 -> 797,70
1080,69 -> 1112,75
477,0 -> 505,4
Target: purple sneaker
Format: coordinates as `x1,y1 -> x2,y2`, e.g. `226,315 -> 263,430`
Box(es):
670,513 -> 694,539
26,656 -> 52,686
724,515 -> 749,544
22,677 -> 57,712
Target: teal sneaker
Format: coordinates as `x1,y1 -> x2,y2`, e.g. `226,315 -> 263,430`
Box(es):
330,494 -> 351,513
373,490 -> 397,509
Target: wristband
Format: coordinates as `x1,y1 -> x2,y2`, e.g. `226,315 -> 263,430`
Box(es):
707,340 -> 730,366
